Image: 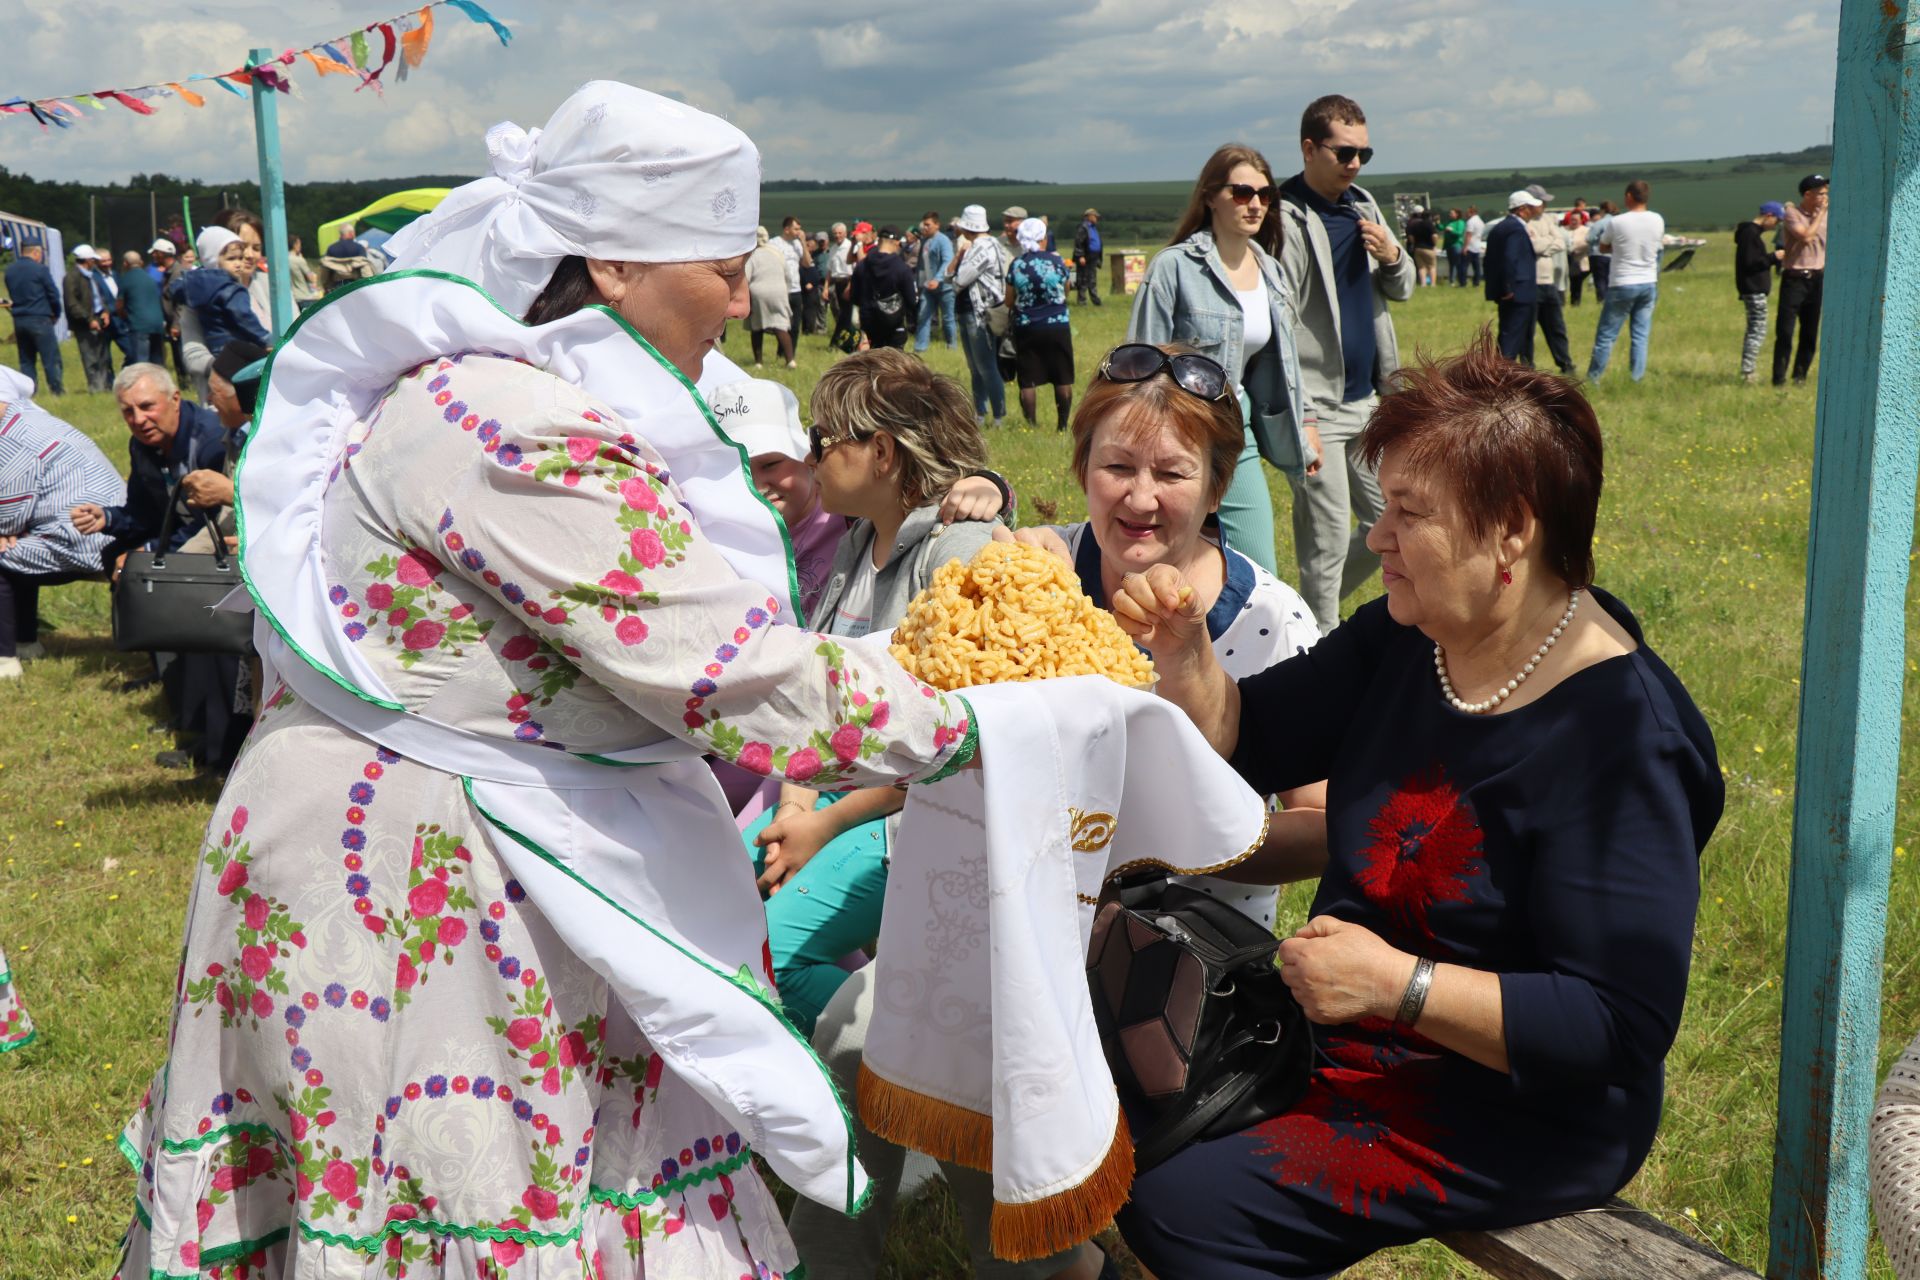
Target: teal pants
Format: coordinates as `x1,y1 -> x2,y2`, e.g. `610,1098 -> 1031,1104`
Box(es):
743,794 -> 888,1036
1214,423 -> 1279,576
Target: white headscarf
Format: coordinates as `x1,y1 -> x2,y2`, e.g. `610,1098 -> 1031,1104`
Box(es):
1016,216 -> 1048,253
383,81 -> 761,318
195,225 -> 240,266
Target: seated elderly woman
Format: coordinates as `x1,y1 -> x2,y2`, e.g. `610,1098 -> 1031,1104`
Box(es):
786,343 -> 1328,1280
1105,335 -> 1723,1279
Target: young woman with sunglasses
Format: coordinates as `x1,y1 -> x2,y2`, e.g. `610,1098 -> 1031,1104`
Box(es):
1128,143 -> 1312,580
743,349 -> 1000,1037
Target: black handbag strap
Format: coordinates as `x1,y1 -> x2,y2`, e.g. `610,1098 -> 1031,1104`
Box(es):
150,483 -> 229,571
1129,1020 -> 1293,1171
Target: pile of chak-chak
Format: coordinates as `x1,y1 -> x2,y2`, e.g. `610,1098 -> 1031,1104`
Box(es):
890,541 -> 1156,691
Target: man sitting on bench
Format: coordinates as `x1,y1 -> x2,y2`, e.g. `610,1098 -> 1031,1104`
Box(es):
0,367 -> 126,679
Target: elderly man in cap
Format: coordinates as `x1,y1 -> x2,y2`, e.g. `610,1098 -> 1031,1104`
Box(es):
63,245 -> 117,392
1483,190 -> 1543,364
1523,183 -> 1576,374
2,241 -> 64,395
1001,204 -> 1028,259
1072,207 -> 1104,306
1773,173 -> 1828,386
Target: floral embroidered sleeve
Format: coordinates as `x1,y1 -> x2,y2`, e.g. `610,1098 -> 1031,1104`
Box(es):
375,359 -> 971,790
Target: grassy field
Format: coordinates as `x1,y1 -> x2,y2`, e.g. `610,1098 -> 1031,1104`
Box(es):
2,243 -> 1915,1279
764,149 -> 1829,248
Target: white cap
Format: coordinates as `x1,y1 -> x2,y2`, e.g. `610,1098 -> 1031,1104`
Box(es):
1412,205 -> 1425,214
1508,190 -> 1543,209
0,366 -> 35,402
149,237 -> 177,256
708,378 -> 807,462
71,243 -> 98,260
956,204 -> 989,234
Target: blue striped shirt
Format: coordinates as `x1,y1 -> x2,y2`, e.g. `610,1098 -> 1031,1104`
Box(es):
0,401 -> 124,576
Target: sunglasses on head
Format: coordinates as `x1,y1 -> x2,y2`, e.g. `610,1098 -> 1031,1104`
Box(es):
1098,343 -> 1231,402
1316,142 -> 1375,166
1221,183 -> 1280,207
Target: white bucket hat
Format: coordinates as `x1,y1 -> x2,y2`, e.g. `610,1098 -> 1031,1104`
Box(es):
956,204 -> 990,234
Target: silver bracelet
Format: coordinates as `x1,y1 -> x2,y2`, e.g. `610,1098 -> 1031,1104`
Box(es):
1394,956 -> 1436,1029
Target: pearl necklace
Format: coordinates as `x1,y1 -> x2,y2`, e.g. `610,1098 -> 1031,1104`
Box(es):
1434,589 -> 1581,714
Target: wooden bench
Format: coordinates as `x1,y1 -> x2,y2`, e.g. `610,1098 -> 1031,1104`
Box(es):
1439,1198 -> 1761,1279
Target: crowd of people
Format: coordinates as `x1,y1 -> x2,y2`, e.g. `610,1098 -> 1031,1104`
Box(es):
6,78 -> 1881,1280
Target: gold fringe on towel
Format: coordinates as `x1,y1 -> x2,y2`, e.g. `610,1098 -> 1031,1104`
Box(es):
856,1061 -> 995,1172
989,1109 -> 1135,1262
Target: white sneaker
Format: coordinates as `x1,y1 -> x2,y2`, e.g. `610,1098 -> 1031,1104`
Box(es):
15,641 -> 45,660
0,656 -> 21,680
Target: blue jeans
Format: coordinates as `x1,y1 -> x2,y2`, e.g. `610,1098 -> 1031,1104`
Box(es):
1587,282 -> 1657,381
958,312 -> 1006,420
1214,425 -> 1279,577
914,284 -> 957,350
13,317 -> 63,395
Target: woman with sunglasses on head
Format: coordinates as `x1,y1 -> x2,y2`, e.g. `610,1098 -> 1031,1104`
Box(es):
1129,143 -> 1311,581
744,348 -> 1001,1036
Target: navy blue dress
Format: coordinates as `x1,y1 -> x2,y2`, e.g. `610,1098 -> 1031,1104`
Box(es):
1115,590 -> 1722,1279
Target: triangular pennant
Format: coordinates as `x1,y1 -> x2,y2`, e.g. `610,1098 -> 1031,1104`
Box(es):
303,49 -> 355,77
104,91 -> 157,115
445,0 -> 513,45
167,82 -> 205,108
349,30 -> 370,68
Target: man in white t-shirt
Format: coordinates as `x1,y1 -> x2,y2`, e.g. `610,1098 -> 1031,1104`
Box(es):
1586,179 -> 1665,382
1463,205 -> 1486,286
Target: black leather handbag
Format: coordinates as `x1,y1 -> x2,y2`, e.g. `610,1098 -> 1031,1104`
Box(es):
112,498 -> 254,656
1087,878 -> 1313,1172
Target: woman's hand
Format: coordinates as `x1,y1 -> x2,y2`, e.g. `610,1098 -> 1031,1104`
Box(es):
755,805 -> 834,898
992,523 -> 1072,565
1303,420 -> 1324,477
1276,916 -> 1410,1025
1110,563 -> 1208,665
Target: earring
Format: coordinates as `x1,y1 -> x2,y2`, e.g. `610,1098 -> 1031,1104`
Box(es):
1499,566 -> 1512,586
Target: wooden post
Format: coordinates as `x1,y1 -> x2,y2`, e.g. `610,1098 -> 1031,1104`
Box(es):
1767,1 -> 1920,1276
248,47 -> 294,338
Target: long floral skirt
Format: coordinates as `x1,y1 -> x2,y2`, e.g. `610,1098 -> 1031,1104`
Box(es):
114,691 -> 797,1279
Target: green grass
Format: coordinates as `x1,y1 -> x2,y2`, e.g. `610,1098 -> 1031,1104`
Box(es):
3,248 -> 1915,1278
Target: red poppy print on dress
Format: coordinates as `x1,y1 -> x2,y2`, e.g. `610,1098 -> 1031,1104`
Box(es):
1354,768 -> 1485,942
1250,1064 -> 1461,1217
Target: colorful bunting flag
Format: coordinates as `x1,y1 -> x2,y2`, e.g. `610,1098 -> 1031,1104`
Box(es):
2,0 -> 511,131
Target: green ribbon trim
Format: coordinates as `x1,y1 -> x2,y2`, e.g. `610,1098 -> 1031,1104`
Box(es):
587,1145 -> 753,1208
157,1120 -> 278,1155
118,1130 -> 141,1173
919,695 -> 980,786
299,1216 -> 580,1253
0,1027 -> 37,1055
460,775 -> 867,1215
233,267 -> 808,726
0,966 -> 13,984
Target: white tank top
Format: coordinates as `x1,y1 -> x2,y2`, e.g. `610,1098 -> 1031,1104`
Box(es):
1237,285 -> 1271,369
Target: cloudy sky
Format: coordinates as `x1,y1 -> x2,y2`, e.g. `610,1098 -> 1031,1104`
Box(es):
5,0 -> 1840,188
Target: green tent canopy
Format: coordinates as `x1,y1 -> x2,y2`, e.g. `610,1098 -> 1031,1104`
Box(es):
317,188 -> 449,252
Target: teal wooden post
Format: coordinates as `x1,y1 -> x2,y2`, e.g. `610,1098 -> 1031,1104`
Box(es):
248,47 -> 293,339
1767,1 -> 1920,1276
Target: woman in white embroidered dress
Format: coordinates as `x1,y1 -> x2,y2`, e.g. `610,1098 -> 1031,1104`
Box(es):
115,84 -> 974,1280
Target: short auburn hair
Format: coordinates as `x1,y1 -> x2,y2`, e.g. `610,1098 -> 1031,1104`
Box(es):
1070,344 -> 1244,505
1359,332 -> 1603,587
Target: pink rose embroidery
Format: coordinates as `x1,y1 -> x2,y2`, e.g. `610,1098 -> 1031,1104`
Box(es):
250,989 -> 273,1018
736,742 -> 772,775
401,620 -> 446,651
438,917 -> 467,946
289,1111 -> 308,1140
395,953 -> 417,990
196,1199 -> 215,1232
216,861 -> 248,896
395,548 -> 443,587
599,569 -> 643,597
322,1159 -> 358,1201
501,634 -> 539,662
231,806 -> 249,835
542,1066 -> 561,1095
709,1192 -> 730,1221
614,616 -> 649,646
239,945 -> 271,981
558,1030 -> 588,1067
523,1185 -> 560,1220
830,723 -> 863,765
491,1236 -> 525,1267
619,477 -> 659,512
365,583 -> 394,609
868,701 -> 890,730
785,747 -> 822,782
628,528 -> 666,569
243,894 -> 270,931
567,436 -> 598,464
506,1017 -> 542,1050
408,878 -> 448,918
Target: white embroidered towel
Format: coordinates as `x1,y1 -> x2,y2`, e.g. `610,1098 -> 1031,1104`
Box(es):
860,676 -> 1268,1259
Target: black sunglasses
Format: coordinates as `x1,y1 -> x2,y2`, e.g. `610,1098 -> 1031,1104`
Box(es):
1315,141 -> 1375,166
1098,343 -> 1231,402
807,423 -> 861,464
1221,183 -> 1280,207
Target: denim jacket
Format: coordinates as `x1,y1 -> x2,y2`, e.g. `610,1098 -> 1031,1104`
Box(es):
1126,231 -> 1312,472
